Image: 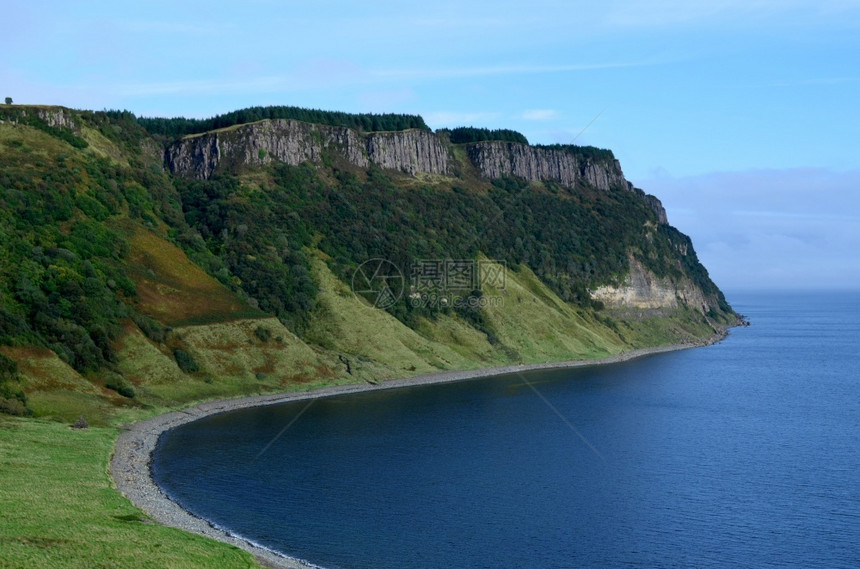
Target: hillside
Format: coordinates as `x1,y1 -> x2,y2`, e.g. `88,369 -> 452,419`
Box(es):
0,103 -> 738,422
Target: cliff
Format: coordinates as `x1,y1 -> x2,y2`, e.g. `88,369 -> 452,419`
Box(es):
166,118 -> 628,190
0,106 -> 80,131
466,141 -> 626,191
0,103 -> 737,423
166,119 -> 449,179
166,118 -> 669,223
590,258 -> 713,314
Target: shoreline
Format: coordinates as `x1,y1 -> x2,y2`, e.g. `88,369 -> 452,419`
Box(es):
110,333 -> 726,569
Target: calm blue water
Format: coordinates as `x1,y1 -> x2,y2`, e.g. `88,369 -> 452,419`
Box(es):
153,291 -> 860,568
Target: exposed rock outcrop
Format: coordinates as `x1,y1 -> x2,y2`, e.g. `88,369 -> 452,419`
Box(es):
0,106 -> 80,133
165,118 -> 670,225
590,258 -> 714,314
166,119 -> 449,180
642,193 -> 669,224
466,141 -> 627,191
35,108 -> 79,132
627,183 -> 669,224
367,130 -> 449,176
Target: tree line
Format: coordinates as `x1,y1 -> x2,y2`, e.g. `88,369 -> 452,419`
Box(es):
535,144 -> 616,162
443,127 -> 530,145
103,106 -> 430,140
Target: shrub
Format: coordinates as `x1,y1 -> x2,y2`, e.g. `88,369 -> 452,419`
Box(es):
254,326 -> 272,343
131,312 -> 166,343
173,348 -> 199,373
117,385 -> 135,398
0,353 -> 18,382
105,375 -> 136,399
0,397 -> 29,416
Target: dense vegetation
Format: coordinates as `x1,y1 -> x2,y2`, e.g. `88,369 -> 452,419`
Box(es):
0,109 -> 227,404
179,163 -> 729,333
0,139 -> 146,375
0,352 -> 27,415
117,105 -> 430,141
536,143 -> 616,162
0,106 -> 732,417
445,126 -> 529,144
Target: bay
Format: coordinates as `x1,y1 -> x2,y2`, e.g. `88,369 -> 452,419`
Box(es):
153,291 -> 860,568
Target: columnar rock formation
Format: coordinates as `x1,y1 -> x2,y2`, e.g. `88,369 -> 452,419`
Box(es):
164,118 -> 669,224
466,141 -> 627,191
166,119 -> 449,180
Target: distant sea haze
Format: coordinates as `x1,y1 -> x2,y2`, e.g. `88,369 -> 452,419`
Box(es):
154,291 -> 860,569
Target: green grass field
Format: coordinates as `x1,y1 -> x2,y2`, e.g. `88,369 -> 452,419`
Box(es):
0,416 -> 263,568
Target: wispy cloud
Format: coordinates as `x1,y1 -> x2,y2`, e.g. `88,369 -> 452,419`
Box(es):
105,58 -> 651,100
423,111 -> 502,127
116,20 -> 225,35
369,60 -> 653,81
522,109 -> 559,121
407,16 -> 511,28
602,0 -> 860,29
767,76 -> 860,88
732,210 -> 860,221
357,87 -> 417,111
642,167 -> 860,290
114,76 -> 296,97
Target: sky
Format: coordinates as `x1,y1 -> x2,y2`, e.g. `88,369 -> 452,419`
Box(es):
3,0 -> 859,291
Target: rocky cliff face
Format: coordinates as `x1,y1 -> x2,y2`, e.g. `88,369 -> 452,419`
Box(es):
0,106 -> 80,133
466,141 -> 628,191
166,119 -> 449,179
34,108 -> 79,131
165,118 -> 670,223
590,258 -> 714,315
367,130 -> 449,176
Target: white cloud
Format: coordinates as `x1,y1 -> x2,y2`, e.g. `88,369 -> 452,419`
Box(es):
117,20 -> 224,35
357,87 -> 417,112
423,111 -> 502,127
86,59 -> 653,101
113,76 -> 295,97
369,61 -> 652,82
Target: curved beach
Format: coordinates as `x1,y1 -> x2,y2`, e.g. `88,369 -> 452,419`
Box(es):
110,336 -> 724,569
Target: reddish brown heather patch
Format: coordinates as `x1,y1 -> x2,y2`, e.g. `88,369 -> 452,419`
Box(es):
278,363 -> 320,385
121,223 -> 263,326
252,356 -> 276,375
313,363 -> 338,379
0,345 -> 99,394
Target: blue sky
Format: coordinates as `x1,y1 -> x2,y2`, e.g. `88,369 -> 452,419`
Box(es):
3,1 -> 859,290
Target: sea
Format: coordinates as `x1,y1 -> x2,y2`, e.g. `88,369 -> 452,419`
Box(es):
152,291 -> 860,568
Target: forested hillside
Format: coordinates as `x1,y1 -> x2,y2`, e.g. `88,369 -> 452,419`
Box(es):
0,104 -> 736,420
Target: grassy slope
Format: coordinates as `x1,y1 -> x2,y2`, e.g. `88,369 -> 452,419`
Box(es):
0,416 -> 259,568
